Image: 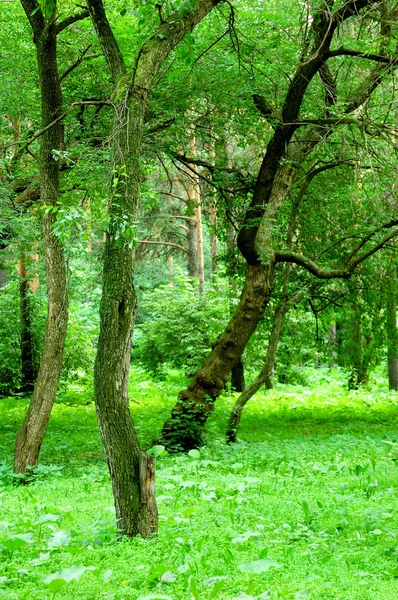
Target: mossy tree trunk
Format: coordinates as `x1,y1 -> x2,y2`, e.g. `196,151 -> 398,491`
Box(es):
14,3 -> 69,475
87,0 -> 221,536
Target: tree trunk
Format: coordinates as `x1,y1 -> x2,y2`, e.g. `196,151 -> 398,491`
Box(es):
14,21 -> 68,475
168,255 -> 174,285
231,357 -> 245,392
161,262 -> 273,450
386,269 -> 398,390
226,291 -> 295,443
208,134 -> 218,277
187,201 -> 198,278
88,0 -> 220,535
328,322 -> 337,368
186,128 -> 204,292
93,90 -> 158,537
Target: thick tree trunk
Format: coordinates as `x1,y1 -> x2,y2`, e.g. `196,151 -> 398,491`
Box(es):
161,262 -> 273,450
14,25 -> 68,475
88,0 -> 220,537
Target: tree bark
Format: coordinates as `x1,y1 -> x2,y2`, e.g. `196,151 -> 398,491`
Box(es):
230,357 -> 245,392
88,0 -> 221,535
14,11 -> 68,475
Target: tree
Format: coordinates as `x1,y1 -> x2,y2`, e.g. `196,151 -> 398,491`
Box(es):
13,0 -> 89,474
161,0 -> 398,450
87,0 -> 223,536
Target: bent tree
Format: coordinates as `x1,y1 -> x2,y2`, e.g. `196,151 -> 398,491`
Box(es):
87,0 -> 222,536
13,0 -> 86,474
161,0 -> 398,450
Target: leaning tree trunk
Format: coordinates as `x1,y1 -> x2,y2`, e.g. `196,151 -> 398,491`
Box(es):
161,262 -> 273,450
14,22 -> 68,475
386,268 -> 398,390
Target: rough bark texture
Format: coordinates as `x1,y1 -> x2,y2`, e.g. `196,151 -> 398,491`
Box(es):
93,90 -> 158,536
14,12 -> 68,475
88,0 -> 221,535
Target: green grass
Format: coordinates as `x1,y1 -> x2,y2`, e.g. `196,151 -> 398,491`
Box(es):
2,367 -> 398,599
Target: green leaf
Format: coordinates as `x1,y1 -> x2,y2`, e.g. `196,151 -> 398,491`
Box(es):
47,530 -> 70,548
188,449 -> 200,459
37,514 -> 60,524
147,445 -> 166,457
238,559 -> 282,574
43,564 -> 96,587
232,530 -> 261,544
190,576 -> 201,600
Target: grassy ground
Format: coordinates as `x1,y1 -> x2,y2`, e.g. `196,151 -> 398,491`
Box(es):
1,367 -> 398,599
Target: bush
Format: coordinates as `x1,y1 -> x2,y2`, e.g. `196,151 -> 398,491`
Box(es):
134,272 -> 232,378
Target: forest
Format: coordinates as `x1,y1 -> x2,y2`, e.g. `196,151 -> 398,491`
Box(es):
1,0 -> 398,597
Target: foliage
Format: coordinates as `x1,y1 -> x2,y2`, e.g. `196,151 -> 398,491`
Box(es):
0,282 -> 22,395
135,272 -> 232,378
1,368 -> 398,598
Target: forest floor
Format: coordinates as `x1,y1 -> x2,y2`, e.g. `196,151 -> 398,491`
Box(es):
1,367 -> 398,599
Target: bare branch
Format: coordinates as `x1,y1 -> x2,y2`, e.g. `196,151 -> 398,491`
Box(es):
60,46 -> 101,83
55,9 -> 90,35
0,100 -> 112,154
327,47 -> 392,63
275,227 -> 398,279
138,240 -> 187,253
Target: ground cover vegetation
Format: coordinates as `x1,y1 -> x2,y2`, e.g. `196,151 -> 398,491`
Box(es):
2,0 -> 398,596
1,368 -> 398,599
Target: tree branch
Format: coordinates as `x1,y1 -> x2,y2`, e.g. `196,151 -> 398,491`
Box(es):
20,0 -> 44,36
0,100 -> 112,154
86,0 -> 126,82
138,240 -> 187,253
60,46 -> 101,83
55,9 -> 90,35
275,227 -> 398,279
327,47 -> 392,63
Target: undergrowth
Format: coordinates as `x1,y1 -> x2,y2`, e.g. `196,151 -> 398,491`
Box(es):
1,367 -> 398,599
